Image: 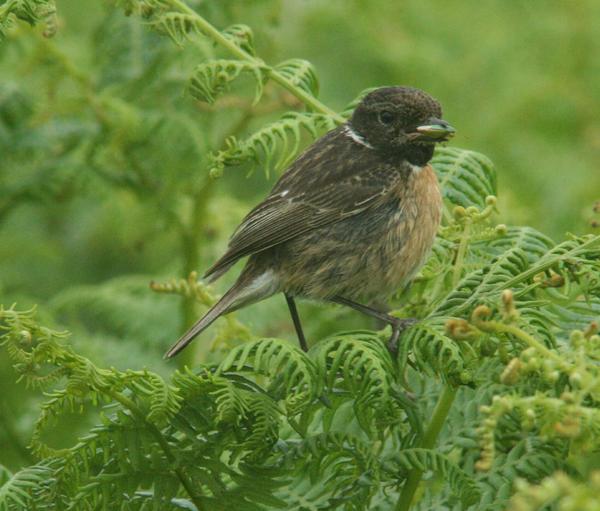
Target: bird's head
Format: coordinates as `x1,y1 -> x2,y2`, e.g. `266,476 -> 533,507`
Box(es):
349,86 -> 455,165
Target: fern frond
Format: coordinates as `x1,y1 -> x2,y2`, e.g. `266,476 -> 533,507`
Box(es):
149,11 -> 199,45
478,439 -> 568,511
477,226 -> 554,261
398,318 -> 469,384
435,247 -> 530,316
222,24 -> 255,55
218,338 -> 320,414
509,470 -> 600,511
0,0 -> 57,40
275,59 -> 319,97
311,332 -> 403,431
386,448 -> 481,507
278,432 -> 380,509
0,464 -> 51,511
188,59 -> 265,105
432,146 -> 496,209
210,112 -> 336,177
125,370 -> 183,425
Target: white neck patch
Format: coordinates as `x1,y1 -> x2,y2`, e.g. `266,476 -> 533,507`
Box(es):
344,124 -> 374,149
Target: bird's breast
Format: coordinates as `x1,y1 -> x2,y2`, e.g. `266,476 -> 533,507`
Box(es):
382,164 -> 442,290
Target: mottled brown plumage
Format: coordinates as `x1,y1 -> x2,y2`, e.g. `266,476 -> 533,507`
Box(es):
165,86 -> 454,358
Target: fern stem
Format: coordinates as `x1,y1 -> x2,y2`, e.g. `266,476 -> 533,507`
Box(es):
178,182 -> 214,369
167,0 -> 345,123
452,219 -> 471,288
395,385 -> 457,511
502,234 -> 600,289
106,389 -> 205,510
480,321 -> 566,367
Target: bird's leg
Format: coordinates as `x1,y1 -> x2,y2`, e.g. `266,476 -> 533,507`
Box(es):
285,294 -> 309,352
331,296 -> 416,354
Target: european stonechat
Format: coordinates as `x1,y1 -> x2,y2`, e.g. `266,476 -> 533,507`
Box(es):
165,86 -> 454,358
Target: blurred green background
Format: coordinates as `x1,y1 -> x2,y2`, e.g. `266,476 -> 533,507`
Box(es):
0,0 -> 599,469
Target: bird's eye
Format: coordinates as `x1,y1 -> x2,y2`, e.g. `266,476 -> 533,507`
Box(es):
378,110 -> 395,125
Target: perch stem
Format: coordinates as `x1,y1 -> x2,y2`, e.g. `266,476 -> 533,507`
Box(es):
395,385 -> 457,511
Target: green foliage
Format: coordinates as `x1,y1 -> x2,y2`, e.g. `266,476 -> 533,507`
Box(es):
0,0 -> 56,40
1,1 -> 600,511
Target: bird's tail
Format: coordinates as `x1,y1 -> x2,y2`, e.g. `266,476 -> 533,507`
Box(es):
164,269 -> 278,359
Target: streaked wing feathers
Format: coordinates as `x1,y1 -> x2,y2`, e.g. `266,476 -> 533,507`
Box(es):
204,128 -> 403,280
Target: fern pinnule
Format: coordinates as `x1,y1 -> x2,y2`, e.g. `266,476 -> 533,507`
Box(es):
210,112 -> 336,178
432,147 -> 496,209
274,59 -> 320,97
124,370 -> 183,425
221,24 -> 256,55
150,12 -> 199,46
188,59 -> 265,105
311,332 -> 404,431
385,448 -> 481,507
280,432 -> 380,508
479,226 -> 554,262
0,464 -> 51,511
217,338 -> 320,413
398,318 -> 469,384
435,247 -> 530,317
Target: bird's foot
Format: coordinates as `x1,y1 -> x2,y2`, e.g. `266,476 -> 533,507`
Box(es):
386,317 -> 418,355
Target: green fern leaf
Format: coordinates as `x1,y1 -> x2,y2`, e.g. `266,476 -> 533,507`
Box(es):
222,24 -> 256,55
311,332 -> 403,431
188,59 -> 265,105
210,112 -> 336,177
398,318 -> 468,384
278,432 -> 379,509
125,370 -> 183,425
217,338 -> 320,414
149,12 -> 199,46
0,464 -> 51,511
275,59 -> 320,97
432,147 -> 496,209
435,247 -> 530,316
476,226 -> 554,262
386,448 -> 481,507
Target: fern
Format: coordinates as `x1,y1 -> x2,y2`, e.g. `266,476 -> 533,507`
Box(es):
274,59 -> 320,97
210,112 -> 337,177
188,59 -> 265,105
218,338 -> 320,414
0,0 -> 56,40
0,464 -> 51,511
386,448 -> 480,507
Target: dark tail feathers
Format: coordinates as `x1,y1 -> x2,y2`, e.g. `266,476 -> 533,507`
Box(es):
164,269 -> 277,359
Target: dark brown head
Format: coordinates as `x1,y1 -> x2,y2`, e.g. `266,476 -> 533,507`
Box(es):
349,86 -> 455,166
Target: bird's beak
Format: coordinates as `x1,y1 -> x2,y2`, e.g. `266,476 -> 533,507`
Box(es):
414,118 -> 456,142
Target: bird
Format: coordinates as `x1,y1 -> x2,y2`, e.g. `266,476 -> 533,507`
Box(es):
165,86 -> 454,359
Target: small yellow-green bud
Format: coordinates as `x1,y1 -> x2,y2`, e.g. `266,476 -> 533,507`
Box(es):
209,166 -> 223,179
485,196 -> 497,207
569,372 -> 582,387
500,358 -> 521,385
495,224 -> 507,236
453,206 -> 467,219
19,330 -> 32,347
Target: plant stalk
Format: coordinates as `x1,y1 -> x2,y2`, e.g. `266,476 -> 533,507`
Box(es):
108,389 -> 205,510
395,385 -> 458,511
168,0 -> 345,123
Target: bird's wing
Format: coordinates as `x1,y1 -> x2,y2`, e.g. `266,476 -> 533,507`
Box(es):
204,127 -> 404,280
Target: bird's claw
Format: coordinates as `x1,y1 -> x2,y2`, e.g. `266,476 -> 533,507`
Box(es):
386,317 -> 418,355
